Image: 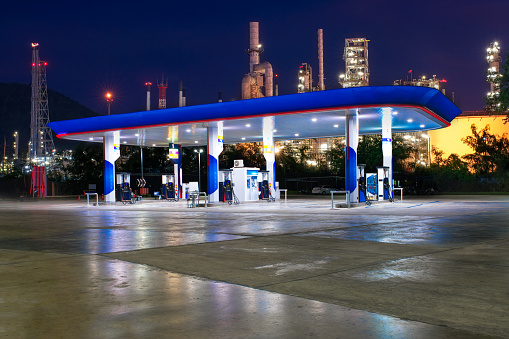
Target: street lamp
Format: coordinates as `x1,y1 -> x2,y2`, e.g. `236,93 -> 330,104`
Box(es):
194,148 -> 204,191
105,92 -> 113,115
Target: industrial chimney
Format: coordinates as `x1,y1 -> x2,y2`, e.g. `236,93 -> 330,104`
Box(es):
242,22 -> 274,99
318,29 -> 325,91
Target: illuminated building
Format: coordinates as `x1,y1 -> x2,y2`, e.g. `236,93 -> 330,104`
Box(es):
339,38 -> 369,88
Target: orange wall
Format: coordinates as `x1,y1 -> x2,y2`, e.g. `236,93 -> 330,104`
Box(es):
428,115 -> 509,158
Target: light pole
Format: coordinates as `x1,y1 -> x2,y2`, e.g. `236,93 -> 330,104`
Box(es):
194,148 -> 203,191
105,92 -> 113,115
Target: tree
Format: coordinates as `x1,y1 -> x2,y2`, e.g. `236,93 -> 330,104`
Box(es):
297,144 -> 311,165
63,142 -> 103,185
324,139 -> 345,175
220,143 -> 265,169
357,135 -> 415,173
275,144 -> 300,177
117,146 -> 173,174
430,147 -> 469,175
461,124 -> 509,175
484,50 -> 509,121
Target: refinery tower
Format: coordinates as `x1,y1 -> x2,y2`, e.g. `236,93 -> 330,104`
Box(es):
241,22 -> 274,99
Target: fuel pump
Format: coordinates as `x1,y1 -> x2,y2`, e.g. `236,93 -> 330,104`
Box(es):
116,173 -> 134,204
376,166 -> 393,202
259,171 -> 273,201
161,174 -> 178,201
219,170 -> 228,202
357,164 -> 369,205
222,170 -> 239,205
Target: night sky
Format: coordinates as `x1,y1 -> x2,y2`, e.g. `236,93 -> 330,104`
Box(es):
2,0 -> 508,116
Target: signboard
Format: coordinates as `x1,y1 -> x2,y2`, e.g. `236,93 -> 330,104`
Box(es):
169,147 -> 179,159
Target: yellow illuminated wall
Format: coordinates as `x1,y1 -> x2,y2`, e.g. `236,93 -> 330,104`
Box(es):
428,115 -> 509,158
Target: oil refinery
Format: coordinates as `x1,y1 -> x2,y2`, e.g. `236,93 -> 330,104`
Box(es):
1,23 -> 506,183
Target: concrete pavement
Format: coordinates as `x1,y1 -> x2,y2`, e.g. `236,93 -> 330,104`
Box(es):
1,195 -> 508,338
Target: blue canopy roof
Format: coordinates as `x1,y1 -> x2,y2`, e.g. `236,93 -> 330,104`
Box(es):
49,86 -> 461,147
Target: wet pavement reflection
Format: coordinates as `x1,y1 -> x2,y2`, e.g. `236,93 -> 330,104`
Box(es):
300,215 -> 509,245
1,197 -> 508,338
1,254 -> 489,338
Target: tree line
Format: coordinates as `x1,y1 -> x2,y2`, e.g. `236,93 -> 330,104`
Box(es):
4,122 -> 507,195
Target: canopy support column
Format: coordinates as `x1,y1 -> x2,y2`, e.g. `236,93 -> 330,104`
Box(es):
382,108 -> 393,189
207,122 -> 223,203
345,109 -> 358,203
103,131 -> 120,203
263,117 -> 276,198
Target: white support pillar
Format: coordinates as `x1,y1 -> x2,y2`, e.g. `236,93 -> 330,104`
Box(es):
207,121 -> 223,203
103,131 -> 120,203
381,108 -> 393,188
345,109 -> 359,203
263,117 -> 276,198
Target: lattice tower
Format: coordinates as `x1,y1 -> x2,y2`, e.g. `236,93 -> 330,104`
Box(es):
30,43 -> 55,160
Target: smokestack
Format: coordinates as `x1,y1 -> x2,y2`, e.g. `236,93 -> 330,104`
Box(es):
318,29 -> 324,91
249,22 -> 260,72
179,81 -> 186,107
145,82 -> 152,111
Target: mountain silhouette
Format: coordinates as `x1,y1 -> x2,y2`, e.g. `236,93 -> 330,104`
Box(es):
0,83 -> 99,157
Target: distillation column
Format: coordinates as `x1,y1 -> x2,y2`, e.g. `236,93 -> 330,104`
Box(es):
104,131 -> 120,203
345,109 -> 359,203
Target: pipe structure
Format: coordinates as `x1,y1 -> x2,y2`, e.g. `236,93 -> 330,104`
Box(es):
241,75 -> 251,100
253,61 -> 273,97
318,29 -> 324,91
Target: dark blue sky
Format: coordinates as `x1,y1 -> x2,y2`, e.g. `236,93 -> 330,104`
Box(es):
2,0 -> 508,115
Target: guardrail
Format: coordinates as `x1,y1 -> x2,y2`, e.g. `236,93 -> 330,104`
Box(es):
331,190 -> 350,209
279,189 -> 288,204
85,192 -> 98,206
187,191 -> 208,208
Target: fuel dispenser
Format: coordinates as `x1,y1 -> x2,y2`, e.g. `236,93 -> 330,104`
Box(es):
220,170 -> 238,205
258,171 -> 272,201
357,164 -> 367,204
376,166 -> 393,202
161,174 -> 178,201
116,173 -> 134,204
219,170 -> 229,202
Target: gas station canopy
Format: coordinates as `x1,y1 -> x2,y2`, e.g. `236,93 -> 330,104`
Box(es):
48,86 -> 461,146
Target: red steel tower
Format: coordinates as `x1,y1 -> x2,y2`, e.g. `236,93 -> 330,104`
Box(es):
158,76 -> 168,109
